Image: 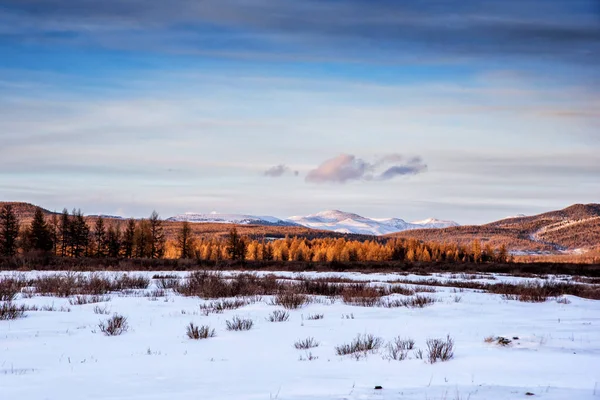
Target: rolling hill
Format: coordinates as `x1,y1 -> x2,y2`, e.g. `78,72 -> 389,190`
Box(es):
389,204 -> 600,253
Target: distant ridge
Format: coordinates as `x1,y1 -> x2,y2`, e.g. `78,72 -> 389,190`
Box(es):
288,210 -> 458,235
390,203 -> 600,253
167,212 -> 297,227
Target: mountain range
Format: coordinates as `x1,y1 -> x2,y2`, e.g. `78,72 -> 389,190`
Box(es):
2,202 -> 598,253
167,209 -> 458,235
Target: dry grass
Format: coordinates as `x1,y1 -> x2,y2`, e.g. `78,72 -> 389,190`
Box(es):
93,304 -> 111,315
306,313 -> 324,320
335,334 -> 383,356
199,298 -> 257,315
68,295 -> 111,306
0,302 -> 26,320
272,292 -> 308,309
294,337 -> 319,350
426,335 -> 454,363
384,337 -> 415,361
267,310 -> 290,322
98,314 -> 129,336
226,316 -> 254,331
186,323 -> 215,339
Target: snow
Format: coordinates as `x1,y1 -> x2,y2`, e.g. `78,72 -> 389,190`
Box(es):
167,212 -> 296,226
2,271 -> 599,400
289,210 -> 459,235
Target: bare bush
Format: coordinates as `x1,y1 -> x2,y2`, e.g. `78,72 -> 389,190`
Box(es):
186,323 -> 216,339
294,337 -> 319,349
267,310 -> 290,322
156,277 -> 180,290
200,298 -> 255,315
426,335 -> 454,363
177,272 -> 280,298
306,313 -> 324,320
298,351 -> 318,361
335,334 -> 383,356
93,305 -> 111,315
0,277 -> 25,301
272,292 -> 308,309
98,314 -> 129,336
69,295 -> 111,305
226,316 -> 254,331
0,302 -> 26,320
342,286 -> 383,307
379,295 -> 436,308
384,337 -> 415,361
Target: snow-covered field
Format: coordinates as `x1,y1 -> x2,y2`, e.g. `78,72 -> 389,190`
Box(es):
2,271 -> 600,400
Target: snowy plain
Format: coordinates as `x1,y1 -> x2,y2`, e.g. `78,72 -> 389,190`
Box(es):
1,270 -> 600,400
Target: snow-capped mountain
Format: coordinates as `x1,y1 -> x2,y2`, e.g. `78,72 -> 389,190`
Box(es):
167,212 -> 297,227
287,210 -> 458,235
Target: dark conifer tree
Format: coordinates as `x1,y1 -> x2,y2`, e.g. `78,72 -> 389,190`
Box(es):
122,218 -> 136,258
59,208 -> 70,257
28,207 -> 53,252
148,211 -> 165,259
0,204 -> 20,257
93,216 -> 107,257
107,224 -> 122,258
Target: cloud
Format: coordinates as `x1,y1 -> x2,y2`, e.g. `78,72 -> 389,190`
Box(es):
263,164 -> 298,177
306,154 -> 427,184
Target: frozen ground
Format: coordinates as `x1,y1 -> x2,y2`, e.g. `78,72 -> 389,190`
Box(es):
1,271 -> 600,400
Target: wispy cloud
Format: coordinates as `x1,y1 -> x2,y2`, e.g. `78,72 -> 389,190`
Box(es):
306,154 -> 427,184
1,0 -> 598,66
263,164 -> 298,178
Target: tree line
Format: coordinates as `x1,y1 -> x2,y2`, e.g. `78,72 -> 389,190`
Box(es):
0,204 -> 510,264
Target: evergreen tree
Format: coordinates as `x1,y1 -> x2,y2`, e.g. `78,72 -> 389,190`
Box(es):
27,207 -> 53,252
122,218 -> 136,258
107,224 -> 122,258
93,216 -> 107,257
148,211 -> 165,259
135,219 -> 151,258
59,208 -> 70,257
0,204 -> 20,256
177,221 -> 194,259
70,209 -> 90,258
50,213 -> 59,255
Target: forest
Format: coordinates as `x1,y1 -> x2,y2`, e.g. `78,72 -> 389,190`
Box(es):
0,204 -> 510,265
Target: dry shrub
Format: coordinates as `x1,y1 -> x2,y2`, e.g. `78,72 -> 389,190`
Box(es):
226,316 -> 254,331
200,298 -> 255,315
93,305 -> 110,315
384,336 -> 415,361
33,273 -> 149,297
98,314 -> 129,336
341,285 -> 384,307
156,277 -> 180,290
186,323 -> 215,339
298,351 -> 318,361
273,292 -> 308,309
0,276 -> 25,301
426,335 -> 454,363
335,334 -> 383,356
177,272 -> 280,298
379,294 -> 436,308
294,337 -> 319,349
0,302 -> 26,320
69,295 -> 111,306
306,313 -> 324,320
267,310 -> 290,322
388,285 -> 416,296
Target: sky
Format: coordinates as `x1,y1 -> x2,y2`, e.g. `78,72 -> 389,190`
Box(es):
0,0 -> 599,224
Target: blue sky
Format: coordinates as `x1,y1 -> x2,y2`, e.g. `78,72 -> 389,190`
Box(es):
0,0 -> 599,223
